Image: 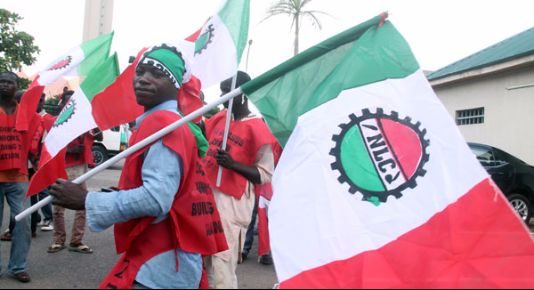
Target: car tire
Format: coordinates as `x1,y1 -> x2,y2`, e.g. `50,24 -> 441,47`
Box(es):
92,145 -> 108,167
507,194 -> 532,224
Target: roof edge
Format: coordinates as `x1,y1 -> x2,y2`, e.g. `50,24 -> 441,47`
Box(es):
429,54 -> 534,87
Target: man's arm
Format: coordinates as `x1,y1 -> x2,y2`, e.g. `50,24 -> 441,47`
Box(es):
216,144 -> 274,185
50,140 -> 182,232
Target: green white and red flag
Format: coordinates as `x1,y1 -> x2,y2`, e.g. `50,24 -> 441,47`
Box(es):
28,55 -> 121,196
17,32 -> 114,131
185,0 -> 250,88
241,14 -> 534,288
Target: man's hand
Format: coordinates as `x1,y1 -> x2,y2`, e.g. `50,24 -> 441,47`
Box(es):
49,179 -> 88,210
216,149 -> 236,169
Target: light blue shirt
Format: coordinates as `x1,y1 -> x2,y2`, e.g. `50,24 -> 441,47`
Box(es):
86,100 -> 202,289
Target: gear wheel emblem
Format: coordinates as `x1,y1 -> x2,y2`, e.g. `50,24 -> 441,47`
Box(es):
53,98 -> 77,128
194,23 -> 215,56
330,108 -> 430,204
47,56 -> 72,71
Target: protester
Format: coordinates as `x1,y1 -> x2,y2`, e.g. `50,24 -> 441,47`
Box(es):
49,44 -> 227,289
242,185 -> 273,265
0,71 -> 42,283
203,71 -> 279,288
47,90 -> 94,254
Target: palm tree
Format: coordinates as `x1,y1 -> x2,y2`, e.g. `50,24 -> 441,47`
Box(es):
263,0 -> 327,56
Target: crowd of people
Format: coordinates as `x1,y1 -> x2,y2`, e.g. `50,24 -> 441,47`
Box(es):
0,44 -> 279,288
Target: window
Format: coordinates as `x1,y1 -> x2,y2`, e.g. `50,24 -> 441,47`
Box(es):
469,145 -> 494,166
456,107 -> 484,125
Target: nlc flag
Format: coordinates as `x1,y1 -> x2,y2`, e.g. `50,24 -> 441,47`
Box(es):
242,13 -> 534,288
17,33 -> 113,131
28,55 -> 120,196
186,0 -> 249,88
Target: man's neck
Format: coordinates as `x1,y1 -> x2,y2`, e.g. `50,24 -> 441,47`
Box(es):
232,107 -> 251,121
0,97 -> 16,114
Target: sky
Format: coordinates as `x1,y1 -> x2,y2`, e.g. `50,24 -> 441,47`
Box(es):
1,0 -> 533,98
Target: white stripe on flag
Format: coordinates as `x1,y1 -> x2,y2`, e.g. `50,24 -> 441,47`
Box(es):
269,70 -> 489,281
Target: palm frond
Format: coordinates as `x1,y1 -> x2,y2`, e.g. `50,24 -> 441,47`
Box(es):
301,11 -> 324,29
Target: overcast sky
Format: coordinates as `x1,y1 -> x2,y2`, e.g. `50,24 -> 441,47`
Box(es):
2,0 -> 533,90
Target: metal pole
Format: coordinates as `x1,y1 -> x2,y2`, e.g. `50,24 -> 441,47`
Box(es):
16,87 -> 244,222
216,74 -> 238,187
245,39 -> 253,71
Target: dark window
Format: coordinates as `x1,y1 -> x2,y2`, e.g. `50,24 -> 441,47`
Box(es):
456,108 -> 484,126
470,145 -> 494,166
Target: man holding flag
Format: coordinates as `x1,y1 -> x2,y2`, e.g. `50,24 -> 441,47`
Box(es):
49,44 -> 227,289
203,71 -> 279,289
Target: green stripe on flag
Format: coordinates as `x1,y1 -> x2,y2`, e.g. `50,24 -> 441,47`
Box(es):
218,0 -> 250,61
242,15 -> 419,146
80,53 -> 119,100
341,125 -> 384,192
79,32 -> 114,77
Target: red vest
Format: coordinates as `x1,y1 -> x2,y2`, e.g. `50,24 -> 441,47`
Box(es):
203,110 -> 277,199
100,111 -> 228,289
0,108 -> 40,175
65,133 -> 94,168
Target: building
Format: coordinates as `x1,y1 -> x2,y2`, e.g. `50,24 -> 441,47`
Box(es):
83,0 -> 114,41
428,28 -> 534,164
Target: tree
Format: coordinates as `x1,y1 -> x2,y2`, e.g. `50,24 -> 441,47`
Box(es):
263,0 -> 327,56
0,9 -> 40,73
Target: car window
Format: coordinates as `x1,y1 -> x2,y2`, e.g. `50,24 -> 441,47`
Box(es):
470,146 -> 495,165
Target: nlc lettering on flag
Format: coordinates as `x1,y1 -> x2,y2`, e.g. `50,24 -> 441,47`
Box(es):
242,13 -> 534,288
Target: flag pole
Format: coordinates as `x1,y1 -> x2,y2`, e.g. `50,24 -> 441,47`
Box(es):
215,73 -> 238,187
15,86 -> 244,222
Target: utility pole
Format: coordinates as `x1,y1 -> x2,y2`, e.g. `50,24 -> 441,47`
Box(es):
245,39 -> 253,72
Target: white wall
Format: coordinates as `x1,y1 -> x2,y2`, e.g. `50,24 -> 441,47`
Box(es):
433,65 -> 534,164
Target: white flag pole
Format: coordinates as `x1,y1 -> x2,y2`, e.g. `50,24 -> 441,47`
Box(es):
216,74 -> 238,187
16,87 -> 244,222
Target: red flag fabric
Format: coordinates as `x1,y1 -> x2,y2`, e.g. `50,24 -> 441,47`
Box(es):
91,48 -> 147,131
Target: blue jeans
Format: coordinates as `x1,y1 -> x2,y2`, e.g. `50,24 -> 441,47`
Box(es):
0,182 -> 31,274
39,189 -> 53,222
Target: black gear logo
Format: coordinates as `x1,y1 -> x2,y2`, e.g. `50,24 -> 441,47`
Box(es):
330,108 -> 430,204
194,23 -> 215,56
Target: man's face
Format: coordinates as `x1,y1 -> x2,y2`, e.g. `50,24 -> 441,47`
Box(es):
0,73 -> 18,101
220,79 -> 244,111
134,64 -> 178,110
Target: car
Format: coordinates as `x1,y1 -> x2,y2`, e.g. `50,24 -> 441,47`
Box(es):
468,142 -> 534,223
92,124 -> 130,167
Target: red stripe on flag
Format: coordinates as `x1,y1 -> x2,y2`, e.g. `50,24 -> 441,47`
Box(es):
16,79 -> 44,131
186,28 -> 202,42
280,179 -> 534,289
91,48 -> 147,130
27,146 -> 68,196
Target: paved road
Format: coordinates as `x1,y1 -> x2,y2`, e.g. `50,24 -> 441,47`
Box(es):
0,162 -> 277,289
